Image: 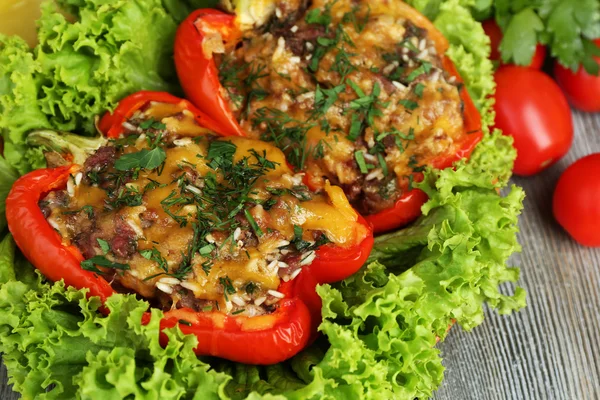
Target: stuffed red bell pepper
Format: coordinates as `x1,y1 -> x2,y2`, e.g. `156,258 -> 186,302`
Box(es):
174,0 -> 483,233
6,91 -> 373,365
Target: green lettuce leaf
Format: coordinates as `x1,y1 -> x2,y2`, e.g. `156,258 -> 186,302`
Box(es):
0,0 -> 182,174
0,156 -> 18,232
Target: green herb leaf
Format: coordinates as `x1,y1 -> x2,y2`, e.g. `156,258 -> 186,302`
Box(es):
499,8 -> 544,66
354,150 -> 370,174
244,209 -> 264,237
207,141 -> 236,165
96,238 -> 110,254
414,83 -> 425,98
399,99 -> 419,111
114,147 -> 166,171
81,255 -> 130,273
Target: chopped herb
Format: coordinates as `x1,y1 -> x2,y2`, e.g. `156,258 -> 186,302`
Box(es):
62,205 -> 94,218
144,178 -> 165,192
253,107 -> 315,170
139,247 -> 168,272
114,147 -> 166,171
178,319 -> 192,326
347,81 -> 384,134
399,99 -> 419,110
207,140 -> 236,167
342,5 -> 370,33
408,155 -> 425,173
96,238 -> 110,254
313,84 -> 345,118
201,260 -> 213,275
354,150 -> 370,174
199,244 -> 215,256
406,62 -> 432,83
245,282 -> 257,295
139,119 -> 166,131
244,209 -> 264,237
414,83 -> 425,98
232,309 -> 245,315
82,205 -> 94,218
400,39 -> 419,53
305,6 -> 332,27
81,255 -> 130,273
219,276 -> 236,301
377,153 -> 388,177
348,113 -> 363,141
105,186 -> 143,210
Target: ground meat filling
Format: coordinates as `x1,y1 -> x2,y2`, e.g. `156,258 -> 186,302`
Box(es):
217,0 -> 469,215
41,103 -> 365,316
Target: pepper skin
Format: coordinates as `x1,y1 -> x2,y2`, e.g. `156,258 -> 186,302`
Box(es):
98,90 -> 224,139
174,5 -> 482,234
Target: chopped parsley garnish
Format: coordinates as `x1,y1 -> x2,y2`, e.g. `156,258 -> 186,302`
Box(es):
305,5 -> 333,27
114,147 -> 166,171
62,205 -> 94,218
139,119 -> 166,130
342,5 -> 370,33
81,255 -> 130,273
291,225 -> 330,252
399,99 -> 419,111
313,84 -> 345,118
377,153 -> 388,177
105,186 -> 143,210
207,140 -> 236,164
346,81 -> 384,141
406,61 -> 432,83
219,276 -> 236,301
245,282 -> 257,295
414,83 -> 425,98
140,247 -> 168,272
244,209 -> 264,237
354,150 -> 371,174
253,107 -> 315,170
96,238 -> 110,254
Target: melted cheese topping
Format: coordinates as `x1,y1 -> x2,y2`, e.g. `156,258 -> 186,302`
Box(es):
218,0 -> 468,214
45,102 -> 367,314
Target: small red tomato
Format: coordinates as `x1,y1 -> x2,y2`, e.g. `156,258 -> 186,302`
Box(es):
493,66 -> 573,176
482,19 -> 546,69
553,154 -> 600,247
554,39 -> 600,112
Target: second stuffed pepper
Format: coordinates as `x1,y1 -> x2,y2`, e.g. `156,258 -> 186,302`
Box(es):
174,0 -> 483,233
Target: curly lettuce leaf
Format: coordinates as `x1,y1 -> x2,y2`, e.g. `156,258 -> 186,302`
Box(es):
0,156 -> 18,232
0,233 -> 230,399
0,0 -> 182,173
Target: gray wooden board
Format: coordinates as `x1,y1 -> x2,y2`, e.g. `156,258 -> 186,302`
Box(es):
2,111 -> 600,399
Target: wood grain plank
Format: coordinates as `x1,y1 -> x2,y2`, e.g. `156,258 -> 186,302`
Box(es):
434,111 -> 600,400
1,114 -> 599,400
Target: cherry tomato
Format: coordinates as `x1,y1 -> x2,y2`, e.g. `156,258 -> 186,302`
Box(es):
553,154 -> 600,247
553,39 -> 600,112
493,66 -> 573,176
482,19 -> 546,69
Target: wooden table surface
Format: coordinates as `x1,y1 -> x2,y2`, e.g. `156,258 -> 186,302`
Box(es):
2,113 -> 599,399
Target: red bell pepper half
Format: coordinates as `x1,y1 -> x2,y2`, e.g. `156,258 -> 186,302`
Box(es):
174,6 -> 483,234
174,9 -> 244,137
98,90 -> 224,139
6,91 -> 374,364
